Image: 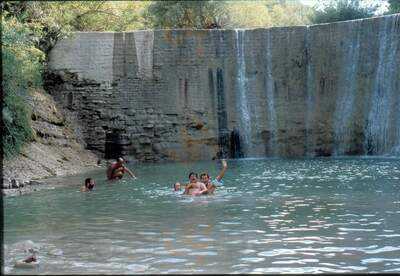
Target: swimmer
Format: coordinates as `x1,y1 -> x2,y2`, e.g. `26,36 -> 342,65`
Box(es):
183,172 -> 208,196
15,248 -> 39,268
107,157 -> 136,181
200,159 -> 228,194
174,182 -> 184,191
80,178 -> 95,192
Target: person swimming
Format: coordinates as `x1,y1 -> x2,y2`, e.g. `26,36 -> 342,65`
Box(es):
183,172 -> 208,196
107,157 -> 136,180
200,159 -> 228,194
80,178 -> 95,192
15,248 -> 39,268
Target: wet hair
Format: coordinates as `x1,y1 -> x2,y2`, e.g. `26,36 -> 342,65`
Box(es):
200,172 -> 210,179
117,157 -> 124,163
85,178 -> 93,188
188,172 -> 198,179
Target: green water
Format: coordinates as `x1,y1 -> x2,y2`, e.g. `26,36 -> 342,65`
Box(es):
3,158 -> 400,274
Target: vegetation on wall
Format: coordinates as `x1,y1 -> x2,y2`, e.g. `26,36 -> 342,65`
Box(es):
2,12 -> 44,157
310,0 -> 377,24
145,0 -> 314,29
387,0 -> 400,13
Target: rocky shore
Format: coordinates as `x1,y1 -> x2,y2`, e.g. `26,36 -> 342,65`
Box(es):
2,89 -> 101,197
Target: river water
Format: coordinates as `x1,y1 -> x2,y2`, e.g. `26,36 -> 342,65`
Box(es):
3,157 -> 400,274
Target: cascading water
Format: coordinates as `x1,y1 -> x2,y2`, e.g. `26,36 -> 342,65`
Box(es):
392,19 -> 400,156
333,23 -> 361,156
265,30 -> 278,156
364,17 -> 399,155
304,25 -> 316,157
134,31 -> 154,79
235,30 -> 252,157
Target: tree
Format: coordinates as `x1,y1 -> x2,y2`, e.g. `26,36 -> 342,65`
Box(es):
2,12 -> 44,157
224,1 -> 312,28
145,1 -> 229,29
310,0 -> 377,24
388,0 -> 400,13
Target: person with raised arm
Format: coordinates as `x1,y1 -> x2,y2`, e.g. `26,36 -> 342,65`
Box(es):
107,157 -> 136,181
199,159 -> 228,194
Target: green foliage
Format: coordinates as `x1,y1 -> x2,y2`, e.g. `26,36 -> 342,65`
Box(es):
145,0 -> 312,29
388,0 -> 400,13
226,1 -> 312,28
310,0 -> 376,24
146,1 -> 229,29
2,13 -> 44,157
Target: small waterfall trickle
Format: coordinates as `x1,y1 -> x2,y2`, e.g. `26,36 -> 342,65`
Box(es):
230,127 -> 243,158
393,93 -> 400,155
134,31 -> 154,79
364,17 -> 399,155
215,67 -> 230,159
235,29 -> 252,157
304,25 -> 316,157
265,30 -> 278,156
333,24 -> 361,155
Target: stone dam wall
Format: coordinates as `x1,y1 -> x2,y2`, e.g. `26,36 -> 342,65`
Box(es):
46,14 -> 400,162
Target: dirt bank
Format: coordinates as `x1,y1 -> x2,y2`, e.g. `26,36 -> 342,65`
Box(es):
3,89 -> 103,197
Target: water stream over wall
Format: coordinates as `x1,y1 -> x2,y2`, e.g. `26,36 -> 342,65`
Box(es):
364,17 -> 400,155
304,26 -> 316,157
48,15 -> 400,161
333,22 -> 361,156
134,31 -> 154,79
265,30 -> 278,156
235,30 -> 252,157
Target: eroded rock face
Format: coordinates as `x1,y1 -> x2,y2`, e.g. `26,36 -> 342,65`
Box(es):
46,15 -> 400,161
3,89 -> 99,191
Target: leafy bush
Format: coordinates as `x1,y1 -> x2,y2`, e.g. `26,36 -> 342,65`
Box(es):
146,1 -> 229,29
310,0 -> 376,24
2,13 -> 45,157
387,0 -> 400,14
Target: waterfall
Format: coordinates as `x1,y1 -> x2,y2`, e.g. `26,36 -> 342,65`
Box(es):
265,30 -> 278,156
333,23 -> 361,155
216,68 -> 230,158
393,83 -> 400,155
134,31 -> 154,79
304,25 -> 316,157
392,18 -> 400,156
235,30 -> 252,157
364,17 -> 399,155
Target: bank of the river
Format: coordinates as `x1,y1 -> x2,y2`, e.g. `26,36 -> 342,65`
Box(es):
2,89 -> 102,197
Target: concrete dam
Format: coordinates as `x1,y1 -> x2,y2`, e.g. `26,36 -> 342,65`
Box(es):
46,14 -> 400,162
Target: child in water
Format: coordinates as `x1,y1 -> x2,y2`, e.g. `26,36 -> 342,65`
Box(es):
80,178 -> 95,192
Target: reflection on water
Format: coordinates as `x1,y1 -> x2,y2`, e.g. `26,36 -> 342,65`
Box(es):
4,158 -> 400,274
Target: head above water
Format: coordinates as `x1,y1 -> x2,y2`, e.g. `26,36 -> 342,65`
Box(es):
174,182 -> 181,191
200,173 -> 211,183
85,178 -> 95,190
117,157 -> 125,165
188,172 -> 198,182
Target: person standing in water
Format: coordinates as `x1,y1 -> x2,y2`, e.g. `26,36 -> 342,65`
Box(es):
107,157 -> 136,180
81,178 -> 96,192
200,159 -> 228,194
182,172 -> 208,196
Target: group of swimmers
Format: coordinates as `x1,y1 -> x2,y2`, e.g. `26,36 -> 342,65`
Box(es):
80,157 -> 228,196
174,159 -> 228,195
